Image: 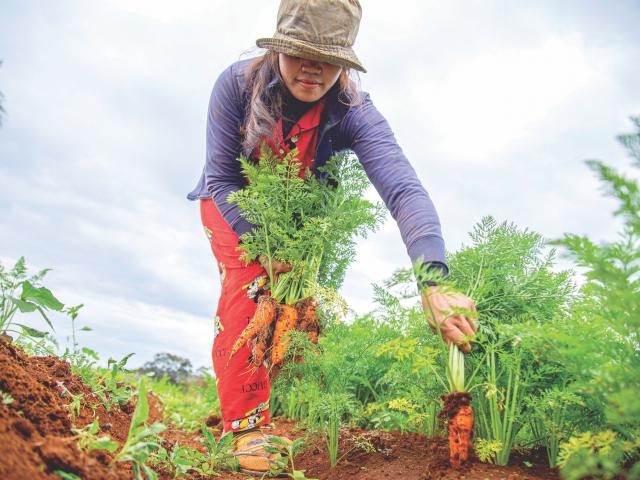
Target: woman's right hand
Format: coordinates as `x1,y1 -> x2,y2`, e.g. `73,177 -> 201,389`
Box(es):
258,254 -> 292,284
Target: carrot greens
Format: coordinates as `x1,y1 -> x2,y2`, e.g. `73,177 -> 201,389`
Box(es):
228,144 -> 384,305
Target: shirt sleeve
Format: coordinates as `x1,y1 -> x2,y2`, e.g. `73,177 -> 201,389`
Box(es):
341,93 -> 449,274
203,63 -> 256,237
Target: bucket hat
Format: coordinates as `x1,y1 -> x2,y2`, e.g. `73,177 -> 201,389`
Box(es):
256,0 -> 366,73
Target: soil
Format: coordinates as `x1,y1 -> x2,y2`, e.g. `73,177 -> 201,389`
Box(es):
0,338 -> 560,480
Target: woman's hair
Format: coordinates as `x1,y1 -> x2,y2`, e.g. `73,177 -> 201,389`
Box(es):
241,50 -> 362,156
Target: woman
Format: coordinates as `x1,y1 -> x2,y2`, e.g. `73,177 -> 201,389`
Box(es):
187,0 -> 477,474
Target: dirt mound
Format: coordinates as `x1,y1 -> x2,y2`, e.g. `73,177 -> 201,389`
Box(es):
0,339 -> 137,479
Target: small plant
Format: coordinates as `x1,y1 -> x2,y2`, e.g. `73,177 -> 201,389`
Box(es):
73,419 -> 120,453
102,354 -> 136,406
65,388 -> 84,422
161,425 -> 236,477
266,436 -> 317,480
528,387 -> 584,467
475,438 -> 503,463
197,424 -> 237,475
1,390 -> 14,405
112,379 -> 166,480
0,256 -> 65,340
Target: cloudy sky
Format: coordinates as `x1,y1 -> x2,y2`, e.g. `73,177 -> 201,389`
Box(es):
1,0 -> 639,369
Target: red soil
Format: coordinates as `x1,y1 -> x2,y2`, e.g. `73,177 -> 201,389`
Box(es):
0,339 -> 559,480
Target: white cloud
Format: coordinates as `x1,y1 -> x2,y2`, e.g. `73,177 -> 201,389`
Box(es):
412,34 -> 608,163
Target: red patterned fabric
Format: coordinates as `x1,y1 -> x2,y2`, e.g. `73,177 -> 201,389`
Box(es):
200,99 -> 325,432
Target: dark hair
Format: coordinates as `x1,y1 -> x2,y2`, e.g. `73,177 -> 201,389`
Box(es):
241,51 -> 362,156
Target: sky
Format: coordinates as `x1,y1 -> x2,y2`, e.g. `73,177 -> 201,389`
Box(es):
1,0 -> 639,369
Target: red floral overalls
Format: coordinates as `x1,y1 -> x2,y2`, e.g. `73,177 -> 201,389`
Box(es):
200,99 -> 325,432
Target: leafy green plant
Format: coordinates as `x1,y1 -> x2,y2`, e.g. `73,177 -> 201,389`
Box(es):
546,116 -> 640,477
1,390 -> 14,405
103,354 -> 136,406
0,256 -> 65,340
527,387 -> 584,467
266,436 -> 317,480
474,344 -> 523,465
73,419 -> 120,453
163,425 -> 236,477
229,146 -> 384,303
148,371 -> 219,431
557,430 -> 638,480
112,378 -> 166,480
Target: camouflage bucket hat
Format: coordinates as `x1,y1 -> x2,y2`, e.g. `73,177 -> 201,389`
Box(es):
256,0 -> 366,73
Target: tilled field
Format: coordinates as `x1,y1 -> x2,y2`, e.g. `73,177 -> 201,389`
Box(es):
0,339 -> 558,480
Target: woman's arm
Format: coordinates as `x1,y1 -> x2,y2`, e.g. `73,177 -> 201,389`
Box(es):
203,62 -> 255,237
342,93 -> 448,274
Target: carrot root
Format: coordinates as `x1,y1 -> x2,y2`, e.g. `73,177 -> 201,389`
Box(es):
270,303 -> 298,368
440,392 -> 474,468
295,296 -> 320,343
226,295 -> 278,367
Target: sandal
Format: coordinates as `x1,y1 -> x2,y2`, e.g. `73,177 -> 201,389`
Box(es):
231,428 -> 293,477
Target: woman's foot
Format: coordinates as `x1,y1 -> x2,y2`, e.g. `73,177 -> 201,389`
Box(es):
230,428 -> 293,476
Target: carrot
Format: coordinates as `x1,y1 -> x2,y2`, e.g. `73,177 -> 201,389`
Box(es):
227,295 -> 278,367
440,392 -> 474,468
295,297 -> 320,344
270,303 -> 298,368
251,315 -> 277,367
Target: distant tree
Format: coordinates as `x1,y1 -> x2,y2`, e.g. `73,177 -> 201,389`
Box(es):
138,352 -> 193,384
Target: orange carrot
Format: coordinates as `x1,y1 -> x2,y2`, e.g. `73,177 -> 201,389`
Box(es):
295,297 -> 320,344
441,392 -> 474,468
227,295 -> 278,367
251,316 -> 276,367
270,303 -> 298,368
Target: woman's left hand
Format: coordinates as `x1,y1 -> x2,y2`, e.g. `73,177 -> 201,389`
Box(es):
421,286 -> 478,353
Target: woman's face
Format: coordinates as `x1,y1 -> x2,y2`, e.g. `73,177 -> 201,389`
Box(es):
278,53 -> 342,103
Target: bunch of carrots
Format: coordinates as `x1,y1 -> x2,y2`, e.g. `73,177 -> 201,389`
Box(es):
226,295 -> 320,373
226,145 -> 383,373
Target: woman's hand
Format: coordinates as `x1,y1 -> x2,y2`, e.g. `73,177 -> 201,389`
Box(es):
421,286 -> 478,353
258,254 -> 292,284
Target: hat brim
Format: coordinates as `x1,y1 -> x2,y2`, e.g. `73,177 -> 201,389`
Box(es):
256,32 -> 366,73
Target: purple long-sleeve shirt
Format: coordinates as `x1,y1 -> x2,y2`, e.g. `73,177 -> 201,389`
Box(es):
188,58 -> 448,273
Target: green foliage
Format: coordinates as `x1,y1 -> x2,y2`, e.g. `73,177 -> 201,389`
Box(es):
229,145 -> 384,303
112,378 -> 166,480
266,436 -> 317,479
0,256 -> 65,340
158,426 -> 236,477
545,116 -> 640,477
148,371 -> 219,431
527,387 -> 585,467
557,430 -> 638,480
73,419 -> 120,453
54,472 -> 81,480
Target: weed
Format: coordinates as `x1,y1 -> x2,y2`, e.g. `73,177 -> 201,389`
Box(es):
266,436 -> 317,480
112,378 -> 166,480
